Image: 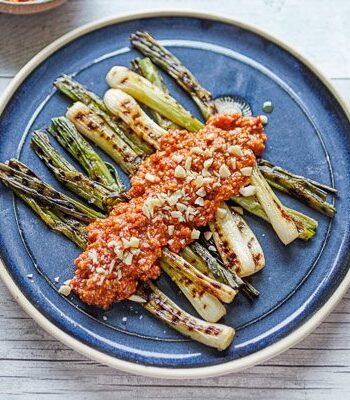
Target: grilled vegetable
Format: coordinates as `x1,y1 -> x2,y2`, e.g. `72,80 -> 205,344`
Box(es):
160,258 -> 226,322
130,57 -> 178,130
106,66 -> 204,131
104,89 -> 166,149
233,209 -> 265,273
55,74 -> 153,156
130,31 -> 217,119
190,242 -> 260,299
66,102 -> 141,175
231,196 -> 317,241
209,203 -> 264,277
31,130 -> 118,210
139,282 -> 234,350
49,117 -> 123,192
15,191 -> 88,249
258,159 -> 336,217
251,165 -> 299,245
181,246 -> 212,275
0,160 -> 104,223
161,248 -> 237,304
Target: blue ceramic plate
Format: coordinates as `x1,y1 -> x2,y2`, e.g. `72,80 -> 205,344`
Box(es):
0,11 -> 350,378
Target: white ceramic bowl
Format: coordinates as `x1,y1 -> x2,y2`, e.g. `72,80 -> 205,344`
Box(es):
0,0 -> 67,14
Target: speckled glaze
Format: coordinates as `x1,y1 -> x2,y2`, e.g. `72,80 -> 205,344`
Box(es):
0,12 -> 349,377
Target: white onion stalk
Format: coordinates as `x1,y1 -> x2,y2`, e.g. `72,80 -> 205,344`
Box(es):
160,259 -> 226,323
66,102 -> 141,175
140,282 -> 234,350
106,66 -> 203,132
232,210 -> 265,273
162,249 -> 236,304
104,88 -> 166,149
209,203 -> 256,277
251,165 -> 299,245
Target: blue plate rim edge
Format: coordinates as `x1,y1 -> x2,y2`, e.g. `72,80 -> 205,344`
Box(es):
0,9 -> 349,379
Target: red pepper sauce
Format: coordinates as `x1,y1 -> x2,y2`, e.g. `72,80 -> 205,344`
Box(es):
71,114 -> 266,309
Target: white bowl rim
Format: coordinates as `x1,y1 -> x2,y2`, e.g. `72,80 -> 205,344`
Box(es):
0,9 -> 349,379
0,0 -> 60,5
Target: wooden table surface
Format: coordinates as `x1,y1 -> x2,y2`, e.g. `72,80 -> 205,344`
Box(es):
1,1 -> 350,398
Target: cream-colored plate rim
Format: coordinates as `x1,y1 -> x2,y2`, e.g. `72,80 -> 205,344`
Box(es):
0,9 -> 349,379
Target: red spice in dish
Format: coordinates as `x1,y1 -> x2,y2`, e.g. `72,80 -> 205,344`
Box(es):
71,114 -> 266,309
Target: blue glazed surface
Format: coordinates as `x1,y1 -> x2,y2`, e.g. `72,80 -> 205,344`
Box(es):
0,15 -> 350,368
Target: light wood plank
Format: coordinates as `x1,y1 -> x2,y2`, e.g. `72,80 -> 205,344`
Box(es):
0,77 -> 12,93
0,0 -> 350,78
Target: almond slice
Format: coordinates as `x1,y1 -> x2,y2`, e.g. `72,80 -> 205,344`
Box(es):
240,166 -> 253,176
204,158 -> 214,169
219,164 -> 230,178
204,231 -> 213,241
174,165 -> 187,178
239,185 -> 257,197
216,207 -> 227,219
228,145 -> 243,157
145,173 -> 156,182
195,197 -> 205,206
196,187 -> 207,197
191,229 -> 201,240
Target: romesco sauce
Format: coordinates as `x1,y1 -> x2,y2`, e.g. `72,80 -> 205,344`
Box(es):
71,114 -> 266,309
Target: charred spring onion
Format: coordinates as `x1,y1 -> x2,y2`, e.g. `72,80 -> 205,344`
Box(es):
162,248 -> 237,304
130,31 -> 217,119
55,74 -> 154,156
251,166 -> 299,245
130,57 -> 179,131
106,66 -> 204,132
15,191 -> 88,249
139,282 -> 234,350
0,160 -> 104,223
231,196 -> 317,241
190,242 -> 260,299
31,130 -> 119,210
32,130 -> 127,212
257,159 -> 336,217
159,258 -> 227,322
104,89 -> 167,149
49,117 -> 123,192
209,203 -> 265,276
66,102 -> 142,175
209,203 -> 262,277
